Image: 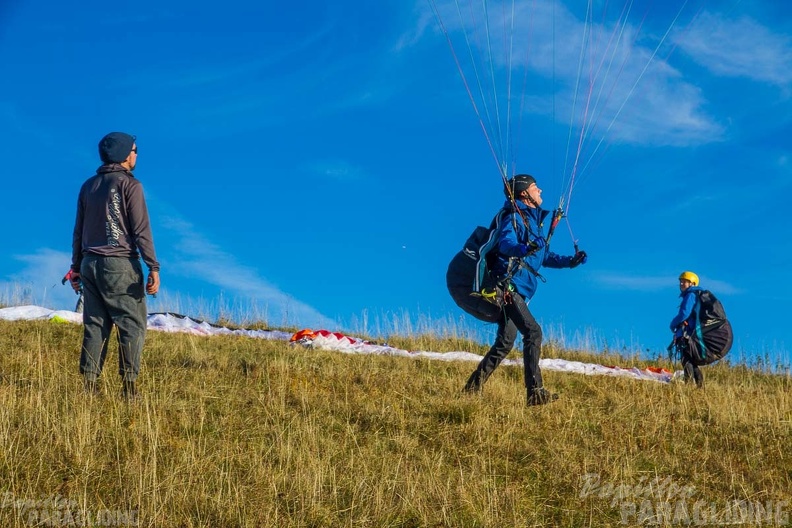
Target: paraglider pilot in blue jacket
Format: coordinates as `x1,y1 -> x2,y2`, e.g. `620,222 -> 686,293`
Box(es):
463,174 -> 587,405
670,272 -> 703,339
669,270 -> 731,388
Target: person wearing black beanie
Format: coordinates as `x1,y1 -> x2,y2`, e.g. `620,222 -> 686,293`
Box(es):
98,132 -> 136,164
462,174 -> 588,406
70,132 -> 160,400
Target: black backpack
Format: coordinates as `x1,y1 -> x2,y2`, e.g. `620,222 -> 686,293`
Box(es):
446,209 -> 509,323
696,290 -> 728,334
673,289 -> 733,364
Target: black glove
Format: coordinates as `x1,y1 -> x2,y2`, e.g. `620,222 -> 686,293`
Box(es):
518,237 -> 546,256
570,250 -> 587,268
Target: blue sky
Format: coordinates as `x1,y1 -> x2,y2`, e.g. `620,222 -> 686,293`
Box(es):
0,0 -> 790,363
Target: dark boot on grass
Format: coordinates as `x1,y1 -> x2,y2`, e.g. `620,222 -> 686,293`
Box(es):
683,362 -> 695,384
527,387 -> 558,406
462,370 -> 485,394
122,380 -> 138,402
692,366 -> 704,389
83,377 -> 100,396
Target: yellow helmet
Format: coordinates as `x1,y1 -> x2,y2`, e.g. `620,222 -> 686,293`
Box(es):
678,271 -> 699,286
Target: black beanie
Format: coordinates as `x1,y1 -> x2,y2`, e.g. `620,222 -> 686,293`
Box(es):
504,174 -> 536,196
98,132 -> 136,163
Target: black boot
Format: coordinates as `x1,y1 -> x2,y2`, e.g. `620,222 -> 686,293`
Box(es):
83,377 -> 100,396
122,380 -> 138,401
682,362 -> 704,388
463,370 -> 485,393
692,366 -> 704,388
527,387 -> 558,406
683,362 -> 695,383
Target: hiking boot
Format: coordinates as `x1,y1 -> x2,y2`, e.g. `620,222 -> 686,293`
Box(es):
122,380 -> 138,401
683,362 -> 695,383
527,387 -> 559,406
83,378 -> 100,396
462,371 -> 485,393
693,368 -> 704,389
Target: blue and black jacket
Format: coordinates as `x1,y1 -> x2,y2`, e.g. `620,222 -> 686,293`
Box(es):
490,199 -> 573,300
670,285 -> 703,337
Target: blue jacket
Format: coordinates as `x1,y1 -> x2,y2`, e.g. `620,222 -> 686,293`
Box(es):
670,286 -> 703,336
491,200 -> 573,300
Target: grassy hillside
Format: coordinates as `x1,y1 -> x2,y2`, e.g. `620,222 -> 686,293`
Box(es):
0,319 -> 790,527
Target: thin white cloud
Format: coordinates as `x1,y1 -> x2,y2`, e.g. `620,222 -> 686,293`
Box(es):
159,214 -> 337,328
594,271 -> 741,295
677,11 -> 792,87
408,0 -> 723,147
153,27 -> 335,92
304,160 -> 366,182
394,5 -> 435,52
0,219 -> 336,329
101,18 -> 398,139
0,249 -> 79,310
124,57 -> 394,141
703,278 -> 741,296
594,273 -> 670,292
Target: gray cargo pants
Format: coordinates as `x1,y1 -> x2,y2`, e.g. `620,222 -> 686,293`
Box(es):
79,255 -> 147,382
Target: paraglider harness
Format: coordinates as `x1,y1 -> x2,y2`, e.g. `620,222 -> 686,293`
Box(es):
478,205 -> 565,307
667,289 -> 733,366
445,196 -> 565,323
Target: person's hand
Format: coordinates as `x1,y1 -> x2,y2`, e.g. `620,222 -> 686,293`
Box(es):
69,271 -> 82,293
569,250 -> 587,268
520,237 -> 546,256
146,270 -> 160,295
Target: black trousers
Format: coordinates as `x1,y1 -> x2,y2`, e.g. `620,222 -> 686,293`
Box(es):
466,291 -> 543,391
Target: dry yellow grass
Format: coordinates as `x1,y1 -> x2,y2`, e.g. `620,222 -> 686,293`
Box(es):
0,319 -> 790,527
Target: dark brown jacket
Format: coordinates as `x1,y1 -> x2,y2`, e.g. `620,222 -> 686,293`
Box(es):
71,164 -> 160,272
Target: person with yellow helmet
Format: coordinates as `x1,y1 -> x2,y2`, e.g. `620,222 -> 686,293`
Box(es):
669,271 -> 733,387
670,271 -> 702,336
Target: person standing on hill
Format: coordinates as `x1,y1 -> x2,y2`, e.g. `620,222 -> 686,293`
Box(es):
669,271 -> 732,388
69,132 -> 160,399
462,174 -> 588,405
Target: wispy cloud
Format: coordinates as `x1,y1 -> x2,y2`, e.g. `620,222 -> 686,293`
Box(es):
303,160 -> 366,182
0,213 -> 337,329
0,249 -> 78,310
111,19 -> 399,138
703,278 -> 742,296
137,22 -> 337,93
677,11 -> 792,87
594,273 -> 671,292
594,271 -> 742,295
393,5 -> 435,52
407,0 -> 723,147
159,213 -> 337,328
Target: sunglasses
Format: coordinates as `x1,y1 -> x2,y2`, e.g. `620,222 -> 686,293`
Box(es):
131,147 -> 138,153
